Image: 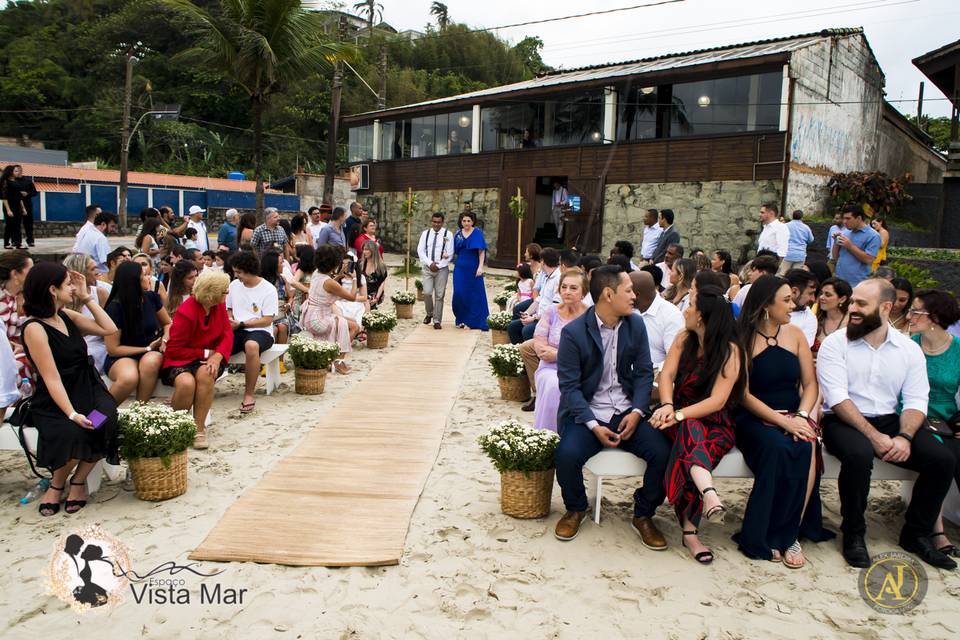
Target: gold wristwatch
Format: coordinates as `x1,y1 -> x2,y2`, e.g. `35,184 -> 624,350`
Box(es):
674,410 -> 685,422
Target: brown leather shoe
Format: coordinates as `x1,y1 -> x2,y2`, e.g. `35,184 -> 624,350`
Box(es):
555,511 -> 587,541
521,396 -> 536,412
631,516 -> 667,550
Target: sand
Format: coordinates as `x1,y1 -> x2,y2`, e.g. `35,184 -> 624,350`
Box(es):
1,261 -> 959,639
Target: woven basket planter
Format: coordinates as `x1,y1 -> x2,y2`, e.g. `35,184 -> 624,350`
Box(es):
500,468 -> 555,518
367,330 -> 390,349
497,302 -> 507,312
294,367 -> 328,395
129,450 -> 188,501
416,290 -> 425,302
491,329 -> 510,346
497,375 -> 530,402
395,302 -> 414,319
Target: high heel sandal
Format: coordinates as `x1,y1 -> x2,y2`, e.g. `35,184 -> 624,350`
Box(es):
682,529 -> 714,564
930,531 -> 960,558
39,484 -> 64,517
64,477 -> 88,514
701,487 -> 727,524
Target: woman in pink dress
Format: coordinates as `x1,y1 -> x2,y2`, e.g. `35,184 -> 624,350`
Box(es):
299,245 -> 362,374
533,269 -> 589,431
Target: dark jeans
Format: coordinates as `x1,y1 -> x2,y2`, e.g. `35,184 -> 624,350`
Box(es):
21,206 -> 33,245
508,299 -> 535,344
822,413 -> 956,540
3,212 -> 20,247
555,411 -> 671,517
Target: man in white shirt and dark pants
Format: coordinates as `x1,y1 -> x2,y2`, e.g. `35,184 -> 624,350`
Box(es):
756,202 -> 789,266
817,278 -> 956,570
417,212 -> 454,330
551,180 -> 568,239
639,209 -> 663,264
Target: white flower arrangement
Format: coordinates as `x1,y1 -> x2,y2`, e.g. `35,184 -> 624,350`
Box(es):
391,291 -> 417,305
493,291 -> 511,306
119,402 -> 196,461
362,309 -> 399,332
486,311 -> 513,331
288,334 -> 340,370
478,420 -> 560,473
488,343 -> 524,378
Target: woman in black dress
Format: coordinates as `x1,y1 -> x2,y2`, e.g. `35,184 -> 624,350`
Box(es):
21,262 -> 120,516
734,275 -> 834,567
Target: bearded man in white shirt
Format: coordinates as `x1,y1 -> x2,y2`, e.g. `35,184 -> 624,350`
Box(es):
817,278 -> 956,571
417,211 -> 454,330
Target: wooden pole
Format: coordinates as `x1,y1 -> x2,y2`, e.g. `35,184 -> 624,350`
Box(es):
516,186 -> 522,267
405,187 -> 412,291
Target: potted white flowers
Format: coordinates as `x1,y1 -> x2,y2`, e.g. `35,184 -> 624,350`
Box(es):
363,310 -> 399,349
119,403 -> 196,501
391,291 -> 417,319
415,279 -> 424,302
478,420 -> 560,518
288,334 -> 340,395
486,311 -> 513,346
488,343 -> 530,402
493,291 -> 511,312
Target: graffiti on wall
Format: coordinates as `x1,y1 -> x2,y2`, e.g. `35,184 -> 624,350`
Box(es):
790,113 -> 855,170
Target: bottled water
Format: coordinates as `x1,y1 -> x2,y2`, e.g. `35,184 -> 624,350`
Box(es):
20,478 -> 50,504
19,377 -> 32,397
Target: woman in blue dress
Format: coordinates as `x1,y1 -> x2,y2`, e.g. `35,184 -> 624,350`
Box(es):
452,211 -> 489,330
733,275 -> 834,568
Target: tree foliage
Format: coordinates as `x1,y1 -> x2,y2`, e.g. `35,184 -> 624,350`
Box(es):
0,0 -> 546,182
907,115 -> 953,153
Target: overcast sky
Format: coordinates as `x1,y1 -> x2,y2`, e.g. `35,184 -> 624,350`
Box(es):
373,0 -> 956,118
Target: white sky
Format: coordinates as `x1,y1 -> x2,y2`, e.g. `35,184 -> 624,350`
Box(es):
378,0 -> 957,118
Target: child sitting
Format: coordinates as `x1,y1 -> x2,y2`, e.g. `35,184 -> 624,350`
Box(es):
183,227 -> 199,250
515,262 -> 535,306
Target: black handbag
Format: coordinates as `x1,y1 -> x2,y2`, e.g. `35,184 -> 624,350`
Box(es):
927,411 -> 960,437
6,395 -> 48,479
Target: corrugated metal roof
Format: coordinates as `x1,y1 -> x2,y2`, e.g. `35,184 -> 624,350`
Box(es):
0,161 -> 284,193
349,28 -> 866,119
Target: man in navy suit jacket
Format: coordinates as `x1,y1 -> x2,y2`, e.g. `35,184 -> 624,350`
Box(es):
553,265 -> 672,548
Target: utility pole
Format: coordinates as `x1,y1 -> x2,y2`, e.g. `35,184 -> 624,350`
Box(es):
323,16 -> 347,205
378,47 -> 387,110
118,46 -> 134,229
916,81 -> 925,128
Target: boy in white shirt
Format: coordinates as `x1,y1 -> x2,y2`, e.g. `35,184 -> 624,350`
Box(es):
226,251 -> 278,413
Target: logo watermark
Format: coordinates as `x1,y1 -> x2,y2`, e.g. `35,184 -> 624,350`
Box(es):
858,552 -> 928,615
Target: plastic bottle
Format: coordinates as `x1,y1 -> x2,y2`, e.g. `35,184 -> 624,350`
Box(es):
20,478 -> 50,505
19,377 -> 32,397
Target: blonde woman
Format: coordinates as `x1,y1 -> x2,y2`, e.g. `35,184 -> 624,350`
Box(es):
62,253 -> 109,372
663,258 -> 695,310
359,240 -> 388,307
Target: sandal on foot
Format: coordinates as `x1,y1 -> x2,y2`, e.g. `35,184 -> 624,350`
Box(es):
240,400 -> 256,414
334,359 -> 351,375
783,541 -> 805,569
39,484 -> 64,517
193,432 -> 209,449
701,487 -> 727,524
930,531 -> 960,558
682,529 -> 714,564
64,478 -> 88,514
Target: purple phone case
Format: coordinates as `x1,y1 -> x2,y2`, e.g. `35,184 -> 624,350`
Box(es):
88,410 -> 107,429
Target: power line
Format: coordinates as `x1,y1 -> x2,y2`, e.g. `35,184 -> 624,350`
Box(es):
459,0 -> 686,34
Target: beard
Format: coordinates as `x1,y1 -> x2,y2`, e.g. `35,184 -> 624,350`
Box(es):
846,309 -> 883,340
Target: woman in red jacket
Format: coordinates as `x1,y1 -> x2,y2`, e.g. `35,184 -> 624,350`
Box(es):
160,270 -> 232,449
353,218 -> 383,257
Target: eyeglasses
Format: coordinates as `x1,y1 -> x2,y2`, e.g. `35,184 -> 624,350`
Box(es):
907,309 -> 929,316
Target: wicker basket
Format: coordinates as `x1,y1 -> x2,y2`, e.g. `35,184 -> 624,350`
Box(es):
500,468 -> 555,518
417,290 -> 425,302
491,329 -> 510,346
129,450 -> 188,501
497,375 -> 530,402
367,330 -> 390,349
395,302 -> 414,319
294,367 -> 327,395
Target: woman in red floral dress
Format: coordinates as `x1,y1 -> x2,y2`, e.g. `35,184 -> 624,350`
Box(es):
651,284 -> 745,564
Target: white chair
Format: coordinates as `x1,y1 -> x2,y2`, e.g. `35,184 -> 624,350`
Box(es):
584,447 -> 920,525
228,343 -> 289,395
0,422 -> 107,495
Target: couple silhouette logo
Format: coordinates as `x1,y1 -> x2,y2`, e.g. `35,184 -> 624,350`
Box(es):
48,524 -> 131,612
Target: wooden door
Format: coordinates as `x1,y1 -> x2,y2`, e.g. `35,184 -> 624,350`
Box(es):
494,175 -> 537,267
564,176 -> 605,254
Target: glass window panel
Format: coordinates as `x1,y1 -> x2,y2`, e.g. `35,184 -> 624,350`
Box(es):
446,110 -> 472,154
481,104 -> 542,151
380,121 -> 396,160
347,125 -> 373,162
669,71 -> 782,137
617,87 -> 658,141
549,92 -> 602,145
410,115 -> 436,157
434,113 -> 449,156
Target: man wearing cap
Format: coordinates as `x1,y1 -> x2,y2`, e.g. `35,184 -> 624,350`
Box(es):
217,208 -> 239,251
187,205 -> 211,252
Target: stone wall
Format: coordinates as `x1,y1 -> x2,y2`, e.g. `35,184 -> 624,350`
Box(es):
358,188 -> 501,256
603,180 -> 781,265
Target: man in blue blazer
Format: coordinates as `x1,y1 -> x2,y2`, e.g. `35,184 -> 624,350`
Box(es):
554,265 -> 672,548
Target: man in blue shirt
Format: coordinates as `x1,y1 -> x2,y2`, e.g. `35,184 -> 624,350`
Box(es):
217,208 -> 239,251
825,211 -> 843,254
780,209 -> 815,275
832,205 -> 880,287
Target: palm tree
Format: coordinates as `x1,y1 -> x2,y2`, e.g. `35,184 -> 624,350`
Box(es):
429,2 -> 450,30
161,0 -> 346,213
352,0 -> 383,35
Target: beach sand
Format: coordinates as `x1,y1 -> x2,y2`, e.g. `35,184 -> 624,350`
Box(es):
1,265 -> 959,639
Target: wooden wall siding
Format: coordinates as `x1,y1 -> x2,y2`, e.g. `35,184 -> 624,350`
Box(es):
368,132 -> 785,192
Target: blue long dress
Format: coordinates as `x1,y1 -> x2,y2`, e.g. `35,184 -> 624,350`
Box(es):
452,228 -> 489,330
732,346 -> 834,559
